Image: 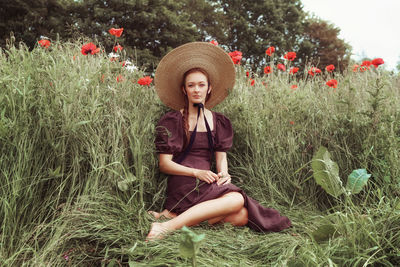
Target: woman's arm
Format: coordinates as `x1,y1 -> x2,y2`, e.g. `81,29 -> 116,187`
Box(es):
215,151 -> 228,174
159,154 -> 218,184
215,151 -> 231,185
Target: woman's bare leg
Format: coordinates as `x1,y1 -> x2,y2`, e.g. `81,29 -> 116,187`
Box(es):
147,192 -> 246,240
208,206 -> 248,226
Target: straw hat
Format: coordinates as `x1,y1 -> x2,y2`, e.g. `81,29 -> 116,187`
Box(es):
154,42 -> 236,110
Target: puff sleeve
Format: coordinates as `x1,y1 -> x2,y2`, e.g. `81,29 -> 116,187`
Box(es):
214,112 -> 234,152
154,111 -> 184,155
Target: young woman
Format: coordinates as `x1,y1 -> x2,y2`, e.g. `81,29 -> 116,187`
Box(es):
147,42 -> 290,240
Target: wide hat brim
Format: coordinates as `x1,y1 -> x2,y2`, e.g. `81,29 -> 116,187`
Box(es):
155,42 -> 236,110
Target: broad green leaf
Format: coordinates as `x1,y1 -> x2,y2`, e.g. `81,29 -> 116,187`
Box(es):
311,146 -> 345,198
346,169 -> 371,194
179,226 -> 205,259
311,224 -> 337,242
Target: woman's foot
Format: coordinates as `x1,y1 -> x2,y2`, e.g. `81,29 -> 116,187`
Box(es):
146,222 -> 171,241
148,209 -> 177,220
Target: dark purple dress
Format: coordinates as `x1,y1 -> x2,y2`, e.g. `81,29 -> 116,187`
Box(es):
155,110 -> 291,232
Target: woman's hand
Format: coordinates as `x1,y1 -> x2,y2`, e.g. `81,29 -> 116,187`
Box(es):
193,169 -> 219,184
217,171 -> 231,186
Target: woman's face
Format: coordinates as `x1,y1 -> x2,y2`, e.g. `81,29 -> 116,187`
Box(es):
183,71 -> 211,106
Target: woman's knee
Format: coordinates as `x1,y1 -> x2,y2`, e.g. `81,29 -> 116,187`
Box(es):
225,207 -> 248,226
222,192 -> 244,212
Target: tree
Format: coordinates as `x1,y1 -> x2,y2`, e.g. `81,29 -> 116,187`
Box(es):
207,0 -> 306,69
68,0 -> 202,71
0,0 -> 73,48
297,17 -> 352,72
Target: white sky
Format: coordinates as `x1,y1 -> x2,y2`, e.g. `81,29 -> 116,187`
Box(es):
301,0 -> 400,71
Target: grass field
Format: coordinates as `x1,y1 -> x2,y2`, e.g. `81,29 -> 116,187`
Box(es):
1,39 -> 399,266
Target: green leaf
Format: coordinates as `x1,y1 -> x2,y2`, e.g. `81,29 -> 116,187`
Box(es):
117,180 -> 129,191
311,224 -> 337,242
117,172 -> 136,192
75,120 -> 91,126
346,169 -> 371,194
179,226 -> 205,259
311,146 -> 345,198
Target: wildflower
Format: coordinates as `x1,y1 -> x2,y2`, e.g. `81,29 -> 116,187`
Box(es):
113,45 -> 123,52
291,85 -> 298,90
108,52 -> 119,58
265,46 -> 275,56
116,75 -> 124,82
325,64 -> 335,72
371,58 -> 384,68
326,79 -> 338,88
289,121 -> 295,125
246,71 -> 249,77
209,40 -> 218,46
81,42 -> 100,55
38,39 -> 51,48
250,79 -> 255,86
277,63 -> 286,71
123,60 -> 138,72
308,67 -> 321,76
284,52 -> 296,61
109,28 -> 124,37
359,66 -> 368,72
138,76 -> 153,86
289,67 -> 299,74
352,64 -> 359,72
361,60 -> 372,68
228,51 -> 242,65
264,66 -> 273,74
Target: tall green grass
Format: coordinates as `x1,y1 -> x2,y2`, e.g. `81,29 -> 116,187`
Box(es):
1,40 -> 399,266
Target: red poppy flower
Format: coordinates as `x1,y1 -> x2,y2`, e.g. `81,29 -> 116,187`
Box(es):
325,64 -> 335,72
264,66 -> 273,74
291,85 -> 298,90
326,79 -> 338,88
284,52 -> 296,61
228,51 -> 242,65
116,75 -> 124,82
113,45 -> 123,52
265,46 -> 275,56
361,60 -> 372,68
38,39 -> 51,48
289,121 -> 295,125
308,67 -> 321,76
246,71 -> 249,77
359,66 -> 368,72
277,63 -> 286,71
250,79 -> 255,86
289,67 -> 299,74
209,40 -> 218,46
371,58 -> 384,68
81,42 -> 100,55
109,28 -> 124,37
352,64 -> 359,72
138,76 -> 153,86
